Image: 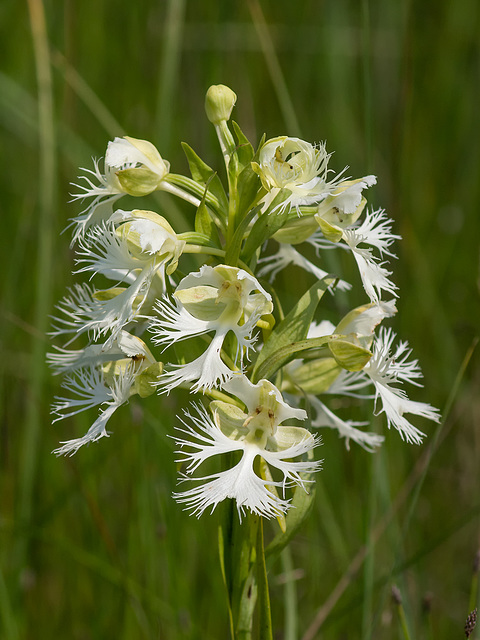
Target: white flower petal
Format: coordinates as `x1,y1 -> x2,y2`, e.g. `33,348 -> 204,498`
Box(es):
365,328 -> 441,443
223,375 -> 307,424
308,395 -> 384,452
174,447 -> 290,520
52,365 -> 135,456
75,222 -> 142,280
159,332 -> 234,393
258,242 -> 351,291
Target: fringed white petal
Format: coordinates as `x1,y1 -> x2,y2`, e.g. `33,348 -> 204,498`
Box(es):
75,222 -> 142,280
324,369 -> 373,398
308,396 -> 384,452
174,446 -> 290,520
47,343 -> 124,375
258,243 -> 351,291
51,368 -> 111,420
68,161 -> 123,244
174,403 -> 244,473
353,209 -> 400,257
52,365 -> 135,456
158,332 -> 234,393
262,437 -> 322,490
365,328 -> 441,443
149,296 -> 213,347
51,265 -> 156,348
342,236 -> 398,303
53,404 -> 117,456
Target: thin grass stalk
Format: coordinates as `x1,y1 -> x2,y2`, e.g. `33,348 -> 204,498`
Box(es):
256,518 -> 273,640
281,546 -> 298,640
51,50 -> 125,137
17,0 -> 57,593
469,550 -> 480,618
247,0 -> 301,137
0,566 -> 19,640
392,585 -> 413,640
155,0 -> 185,153
361,0 -> 373,172
361,452 -> 377,640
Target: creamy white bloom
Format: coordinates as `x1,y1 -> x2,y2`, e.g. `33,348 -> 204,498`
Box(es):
69,137 -> 170,243
252,136 -> 346,212
52,211 -> 184,349
51,263 -> 157,349
283,309 -> 394,451
311,209 -> 400,303
315,175 -> 377,230
150,265 -> 273,393
173,376 -> 321,519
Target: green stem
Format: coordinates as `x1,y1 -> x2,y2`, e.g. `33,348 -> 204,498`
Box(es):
182,244 -> 253,274
160,179 -> 201,208
17,0 -> 56,600
256,518 -> 273,640
395,601 -> 412,640
281,547 -> 297,640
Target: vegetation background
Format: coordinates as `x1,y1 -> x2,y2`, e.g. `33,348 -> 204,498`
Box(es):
1,0 -> 479,638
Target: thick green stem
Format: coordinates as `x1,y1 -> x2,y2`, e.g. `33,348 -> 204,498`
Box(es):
256,518 -> 273,640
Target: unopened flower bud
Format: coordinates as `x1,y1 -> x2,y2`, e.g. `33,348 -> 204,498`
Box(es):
205,84 -> 237,124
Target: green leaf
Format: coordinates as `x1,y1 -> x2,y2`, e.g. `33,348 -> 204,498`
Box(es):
177,231 -> 218,248
231,120 -> 255,168
283,356 -> 342,395
240,189 -> 291,264
252,335 -> 340,383
181,142 -> 229,211
194,178 -> 221,246
252,277 -> 334,383
194,198 -> 214,236
236,163 -> 263,224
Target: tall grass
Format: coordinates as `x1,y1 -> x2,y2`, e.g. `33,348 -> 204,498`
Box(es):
1,1 -> 479,638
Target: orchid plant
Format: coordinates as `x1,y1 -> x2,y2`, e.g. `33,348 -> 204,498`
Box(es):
49,84 -> 440,638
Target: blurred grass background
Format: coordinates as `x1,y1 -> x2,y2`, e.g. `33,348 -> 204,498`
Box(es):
1,0 -> 479,638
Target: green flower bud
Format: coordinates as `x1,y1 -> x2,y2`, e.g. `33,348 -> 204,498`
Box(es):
205,84 -> 237,124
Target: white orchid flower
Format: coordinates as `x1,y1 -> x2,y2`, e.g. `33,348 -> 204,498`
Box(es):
310,208 -> 400,303
51,333 -> 162,456
150,265 -> 273,393
173,375 -> 321,519
252,136 -> 347,212
283,303 -> 397,451
52,211 -> 184,349
69,136 -> 170,243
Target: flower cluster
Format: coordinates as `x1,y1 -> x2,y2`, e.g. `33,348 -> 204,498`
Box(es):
50,84 -> 440,520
